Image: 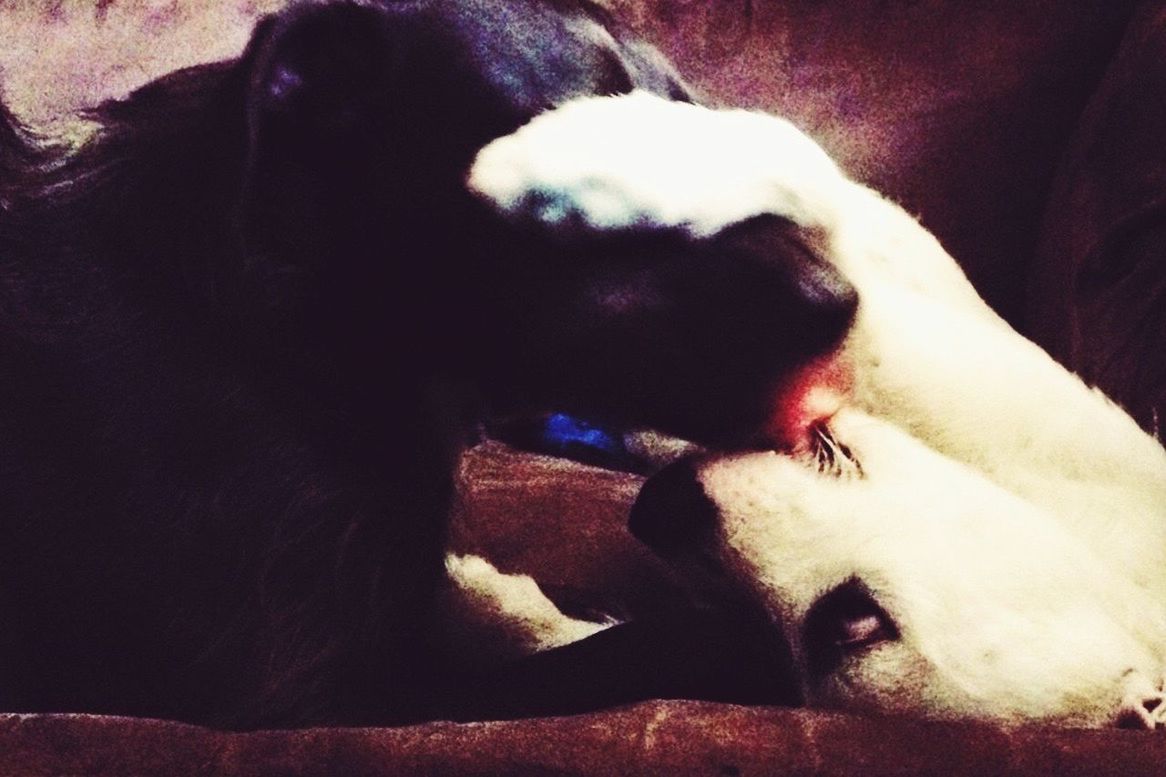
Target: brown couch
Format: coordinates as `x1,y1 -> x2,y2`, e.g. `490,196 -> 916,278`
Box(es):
2,1 -> 1165,774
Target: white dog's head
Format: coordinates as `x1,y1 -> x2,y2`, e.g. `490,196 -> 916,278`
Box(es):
630,408 -> 1166,728
468,89 -> 1166,728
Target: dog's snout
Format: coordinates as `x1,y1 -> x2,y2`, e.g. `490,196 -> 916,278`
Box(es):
629,459 -> 718,553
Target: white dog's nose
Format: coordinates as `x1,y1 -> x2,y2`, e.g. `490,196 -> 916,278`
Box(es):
628,459 -> 717,554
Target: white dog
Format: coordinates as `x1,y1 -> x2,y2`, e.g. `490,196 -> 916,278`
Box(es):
452,91 -> 1166,728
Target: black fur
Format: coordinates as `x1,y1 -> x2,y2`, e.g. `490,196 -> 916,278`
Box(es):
0,0 -> 850,728
0,0 -> 691,728
481,214 -> 857,445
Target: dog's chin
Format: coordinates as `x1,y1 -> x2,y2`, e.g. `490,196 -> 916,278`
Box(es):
762,352 -> 854,454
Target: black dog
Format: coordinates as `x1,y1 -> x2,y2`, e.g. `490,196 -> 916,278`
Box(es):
0,0 -> 852,728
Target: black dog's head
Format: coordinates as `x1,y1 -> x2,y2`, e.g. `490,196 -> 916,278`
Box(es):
232,0 -> 690,372
239,0 -> 688,259
41,0 -> 851,448
233,2 -> 855,446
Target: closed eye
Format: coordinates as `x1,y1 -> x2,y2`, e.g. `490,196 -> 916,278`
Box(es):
810,421 -> 863,479
803,578 -> 898,680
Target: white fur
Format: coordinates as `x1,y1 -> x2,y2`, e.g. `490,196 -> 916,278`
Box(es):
697,412 -> 1166,727
437,553 -> 612,667
468,91 -> 844,237
466,91 -> 1166,727
468,92 -> 983,315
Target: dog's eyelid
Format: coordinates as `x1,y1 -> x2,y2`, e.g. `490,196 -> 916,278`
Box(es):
803,579 -> 898,678
837,611 -> 885,647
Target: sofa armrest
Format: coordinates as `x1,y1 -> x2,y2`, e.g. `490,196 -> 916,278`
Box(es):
4,703 -> 1165,777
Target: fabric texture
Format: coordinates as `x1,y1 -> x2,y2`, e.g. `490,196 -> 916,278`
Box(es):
1031,1 -> 1166,435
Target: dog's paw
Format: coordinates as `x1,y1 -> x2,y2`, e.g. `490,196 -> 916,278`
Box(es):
436,553 -> 615,668
467,91 -> 845,238
1117,670 -> 1166,729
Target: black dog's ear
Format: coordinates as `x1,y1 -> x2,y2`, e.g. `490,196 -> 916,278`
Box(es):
238,3 -> 400,262
244,4 -> 396,141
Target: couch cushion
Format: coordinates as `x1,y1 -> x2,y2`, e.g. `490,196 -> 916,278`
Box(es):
1030,2 -> 1166,434
4,704 -> 1166,777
